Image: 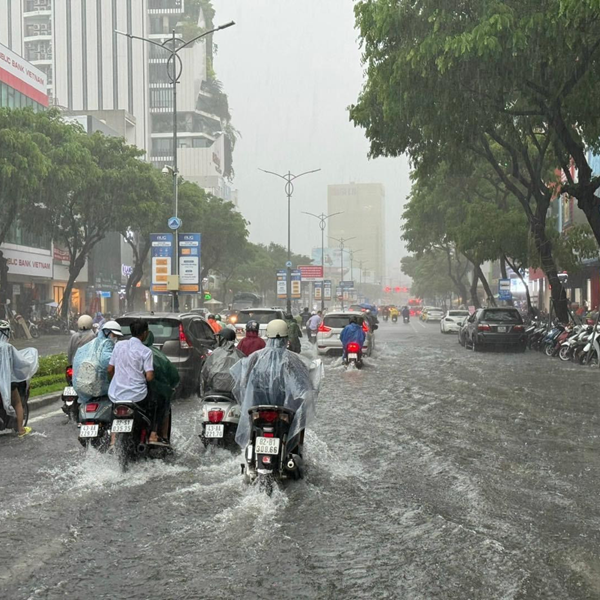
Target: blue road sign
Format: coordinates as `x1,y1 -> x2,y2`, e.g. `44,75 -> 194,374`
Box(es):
168,217 -> 182,230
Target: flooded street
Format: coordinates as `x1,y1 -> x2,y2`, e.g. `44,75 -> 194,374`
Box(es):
2,322 -> 600,599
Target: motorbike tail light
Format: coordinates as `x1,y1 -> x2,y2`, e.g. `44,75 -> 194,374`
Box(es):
86,403 -> 99,413
66,367 -> 73,379
179,324 -> 191,350
258,410 -> 279,423
262,456 -> 272,464
513,325 -> 524,332
114,405 -> 133,417
262,432 -> 274,438
208,409 -> 224,423
478,324 -> 491,331
318,323 -> 331,333
347,342 -> 361,353
362,322 -> 369,333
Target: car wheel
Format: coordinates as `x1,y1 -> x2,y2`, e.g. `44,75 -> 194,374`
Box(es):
472,336 -> 481,352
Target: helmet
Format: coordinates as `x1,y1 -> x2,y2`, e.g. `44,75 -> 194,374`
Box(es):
0,320 -> 10,338
266,319 -> 288,339
218,328 -> 236,342
77,314 -> 93,331
349,315 -> 358,324
215,314 -> 222,322
246,320 -> 259,333
102,320 -> 124,337
208,314 -> 216,320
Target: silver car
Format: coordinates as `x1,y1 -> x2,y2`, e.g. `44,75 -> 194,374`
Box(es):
233,308 -> 285,340
316,312 -> 374,356
424,308 -> 444,322
441,310 -> 470,333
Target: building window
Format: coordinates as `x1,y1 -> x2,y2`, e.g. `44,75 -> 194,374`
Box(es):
150,88 -> 172,109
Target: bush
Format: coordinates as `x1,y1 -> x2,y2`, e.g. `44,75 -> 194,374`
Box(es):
30,373 -> 65,390
36,353 -> 68,378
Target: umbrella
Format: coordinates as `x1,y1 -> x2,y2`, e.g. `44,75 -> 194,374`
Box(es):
204,298 -> 222,305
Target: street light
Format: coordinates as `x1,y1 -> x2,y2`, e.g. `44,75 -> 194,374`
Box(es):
358,260 -> 368,286
117,21 -> 235,311
348,249 -> 362,283
329,235 -> 356,310
260,168 -> 321,313
302,211 -> 343,311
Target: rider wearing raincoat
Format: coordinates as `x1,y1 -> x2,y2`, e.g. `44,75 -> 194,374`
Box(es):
231,319 -> 323,450
201,328 -> 244,396
339,315 -> 366,358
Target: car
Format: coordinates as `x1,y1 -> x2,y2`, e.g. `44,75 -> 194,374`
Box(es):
233,308 -> 285,339
419,306 -> 436,321
116,312 -> 218,397
316,311 -> 374,356
423,308 -> 444,322
440,310 -> 470,333
461,307 -> 527,352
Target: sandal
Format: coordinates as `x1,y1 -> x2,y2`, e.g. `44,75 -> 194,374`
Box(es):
18,427 -> 32,438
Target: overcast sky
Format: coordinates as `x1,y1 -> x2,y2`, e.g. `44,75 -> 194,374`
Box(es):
213,0 -> 411,280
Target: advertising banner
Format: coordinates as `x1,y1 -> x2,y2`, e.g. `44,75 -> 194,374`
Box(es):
314,282 -> 322,301
277,270 -> 287,299
2,247 -> 52,279
498,278 -> 512,301
291,270 -> 302,299
323,279 -> 332,301
311,248 -> 344,268
178,233 -> 201,293
151,233 -> 173,294
299,265 -> 324,281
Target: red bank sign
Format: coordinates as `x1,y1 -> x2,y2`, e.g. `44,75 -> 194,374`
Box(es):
0,42 -> 48,106
298,265 -> 324,281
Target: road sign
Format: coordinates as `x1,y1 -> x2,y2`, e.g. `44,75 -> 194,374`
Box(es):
340,280 -> 354,288
298,265 -> 324,281
168,217 -> 182,230
291,270 -> 302,299
150,233 -> 173,294
285,260 -> 293,268
498,278 -> 512,300
276,269 -> 287,299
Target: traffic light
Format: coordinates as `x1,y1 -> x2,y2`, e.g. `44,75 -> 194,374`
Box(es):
384,286 -> 391,293
394,286 -> 401,293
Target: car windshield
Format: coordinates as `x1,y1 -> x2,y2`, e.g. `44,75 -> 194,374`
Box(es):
117,318 -> 180,343
236,311 -> 279,325
481,310 -> 522,323
324,315 -> 362,329
448,311 -> 469,317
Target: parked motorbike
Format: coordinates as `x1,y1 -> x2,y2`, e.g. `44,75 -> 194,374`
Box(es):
343,342 -> 363,369
543,322 -> 568,357
200,392 -> 240,449
0,382 -> 29,433
61,365 -> 79,421
242,405 -> 304,495
77,397 -> 113,451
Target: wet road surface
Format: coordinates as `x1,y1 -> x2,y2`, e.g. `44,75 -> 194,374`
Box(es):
2,321 -> 600,599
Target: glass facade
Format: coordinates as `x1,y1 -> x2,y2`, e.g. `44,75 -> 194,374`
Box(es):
0,82 -> 45,111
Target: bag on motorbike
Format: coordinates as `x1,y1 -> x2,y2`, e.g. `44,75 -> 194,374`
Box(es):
73,334 -> 114,399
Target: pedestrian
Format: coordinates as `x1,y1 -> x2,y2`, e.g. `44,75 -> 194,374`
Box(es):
285,313 -> 302,353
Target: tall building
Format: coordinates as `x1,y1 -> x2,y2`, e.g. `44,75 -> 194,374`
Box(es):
327,183 -> 386,285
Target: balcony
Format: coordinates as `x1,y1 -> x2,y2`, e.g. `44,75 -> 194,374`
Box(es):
148,0 -> 184,15
23,0 -> 52,16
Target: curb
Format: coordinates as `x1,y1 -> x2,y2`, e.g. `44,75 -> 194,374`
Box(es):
29,391 -> 63,412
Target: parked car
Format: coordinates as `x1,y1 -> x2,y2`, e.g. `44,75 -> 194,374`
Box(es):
460,307 -> 527,352
440,310 -> 470,333
316,312 -> 374,356
423,307 -> 444,322
116,312 -> 218,397
233,308 -> 285,339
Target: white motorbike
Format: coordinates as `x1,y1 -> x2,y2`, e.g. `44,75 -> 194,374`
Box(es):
200,392 -> 241,449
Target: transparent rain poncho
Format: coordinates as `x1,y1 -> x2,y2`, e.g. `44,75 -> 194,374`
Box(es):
231,338 -> 324,448
201,340 -> 245,396
72,328 -> 115,402
0,336 -> 39,417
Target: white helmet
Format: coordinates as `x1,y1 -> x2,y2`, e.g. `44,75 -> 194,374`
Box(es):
77,314 -> 93,331
0,320 -> 10,338
266,319 -> 288,339
102,320 -> 124,337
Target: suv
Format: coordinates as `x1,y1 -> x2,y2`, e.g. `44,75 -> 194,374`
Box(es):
116,313 -> 217,397
316,312 -> 374,356
233,308 -> 285,339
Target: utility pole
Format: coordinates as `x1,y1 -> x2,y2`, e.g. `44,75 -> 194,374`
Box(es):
117,21 -> 235,312
260,168 -> 321,314
302,211 -> 343,312
329,236 -> 356,311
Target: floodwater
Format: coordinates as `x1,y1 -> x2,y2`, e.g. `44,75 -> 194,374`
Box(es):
2,322 -> 600,599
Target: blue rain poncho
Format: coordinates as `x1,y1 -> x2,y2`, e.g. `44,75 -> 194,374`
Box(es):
231,338 -> 324,448
339,322 -> 366,350
0,337 -> 39,417
72,328 -> 115,402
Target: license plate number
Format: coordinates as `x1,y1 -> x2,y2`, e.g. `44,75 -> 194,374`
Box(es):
348,353 -> 358,359
62,386 -> 77,397
79,424 -> 99,438
255,436 -> 280,455
112,419 -> 133,433
205,424 -> 224,438
497,327 -> 507,333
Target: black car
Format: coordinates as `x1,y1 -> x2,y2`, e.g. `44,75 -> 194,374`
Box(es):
461,307 -> 527,352
117,312 -> 218,396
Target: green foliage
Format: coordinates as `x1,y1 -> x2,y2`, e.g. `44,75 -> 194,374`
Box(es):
30,382 -> 65,397
30,373 -> 65,390
401,253 -> 459,301
36,353 -> 69,378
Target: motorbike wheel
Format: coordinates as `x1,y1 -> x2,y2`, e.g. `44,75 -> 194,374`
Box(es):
259,474 -> 274,496
355,360 -> 364,370
558,346 -> 571,361
544,344 -> 555,357
29,325 -> 40,339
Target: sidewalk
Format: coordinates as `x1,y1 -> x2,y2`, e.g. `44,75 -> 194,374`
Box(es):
13,335 -> 70,357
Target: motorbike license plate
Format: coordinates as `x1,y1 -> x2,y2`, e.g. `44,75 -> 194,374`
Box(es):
79,424 -> 99,438
112,419 -> 134,433
255,436 -> 280,455
348,353 -> 358,359
497,327 -> 507,333
62,386 -> 77,397
205,424 -> 224,438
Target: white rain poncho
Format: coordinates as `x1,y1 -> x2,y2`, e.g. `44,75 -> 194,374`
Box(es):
201,341 -> 245,396
72,328 -> 115,402
231,338 -> 324,448
0,336 -> 39,417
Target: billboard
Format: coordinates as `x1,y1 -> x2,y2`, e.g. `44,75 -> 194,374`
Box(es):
150,233 -> 173,294
178,233 -> 201,293
299,265 -> 324,280
323,279 -> 332,301
291,270 -> 302,299
276,270 -> 287,299
311,247 -> 346,269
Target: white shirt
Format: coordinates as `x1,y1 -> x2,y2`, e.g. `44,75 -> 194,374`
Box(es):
307,315 -> 321,331
108,337 -> 153,403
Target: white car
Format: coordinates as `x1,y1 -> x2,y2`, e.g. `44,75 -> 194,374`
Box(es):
440,310 -> 470,333
233,308 -> 285,339
424,308 -> 444,322
316,312 -> 374,356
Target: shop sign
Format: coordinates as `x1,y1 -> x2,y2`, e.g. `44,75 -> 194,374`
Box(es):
3,248 -> 52,278
121,264 -> 133,278
53,246 -> 71,262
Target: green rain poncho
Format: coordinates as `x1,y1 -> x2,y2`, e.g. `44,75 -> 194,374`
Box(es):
143,331 -> 180,401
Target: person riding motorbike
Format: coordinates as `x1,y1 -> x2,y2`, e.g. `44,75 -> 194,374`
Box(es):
340,316 -> 366,358
389,307 -> 399,321
285,313 -> 303,353
207,314 -> 222,334
300,307 -> 311,328
201,328 -> 245,396
67,314 -> 96,365
231,319 -> 323,453
0,320 -> 38,437
237,320 -> 266,356
306,311 -> 322,344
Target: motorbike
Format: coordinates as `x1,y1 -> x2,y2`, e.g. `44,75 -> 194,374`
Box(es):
111,400 -> 172,469
391,314 -> 398,323
581,326 -> 600,366
543,322 -> 568,357
0,381 -> 29,433
61,365 -> 79,421
343,342 -> 363,369
559,325 -> 589,362
403,314 -> 409,324
77,397 -> 113,451
382,313 -> 389,322
200,392 -> 241,449
242,405 -> 304,495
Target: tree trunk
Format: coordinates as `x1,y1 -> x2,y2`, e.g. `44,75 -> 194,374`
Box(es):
61,254 -> 87,321
500,255 -> 508,279
444,247 -> 468,304
475,264 -> 497,307
125,238 -> 150,312
504,256 -> 533,316
470,269 -> 481,308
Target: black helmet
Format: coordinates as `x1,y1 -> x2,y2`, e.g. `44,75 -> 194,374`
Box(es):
285,313 -> 294,320
217,328 -> 236,343
208,314 -> 216,320
246,320 -> 259,333
349,315 -> 359,324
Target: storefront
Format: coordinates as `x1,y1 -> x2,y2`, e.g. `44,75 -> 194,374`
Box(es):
52,249 -> 89,316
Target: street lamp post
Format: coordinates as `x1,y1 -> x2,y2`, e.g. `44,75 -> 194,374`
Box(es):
260,168 -> 321,314
329,236 -> 356,311
302,211 -> 343,312
116,21 -> 235,311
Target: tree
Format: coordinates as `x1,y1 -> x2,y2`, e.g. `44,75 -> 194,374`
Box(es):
401,253 -> 463,304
